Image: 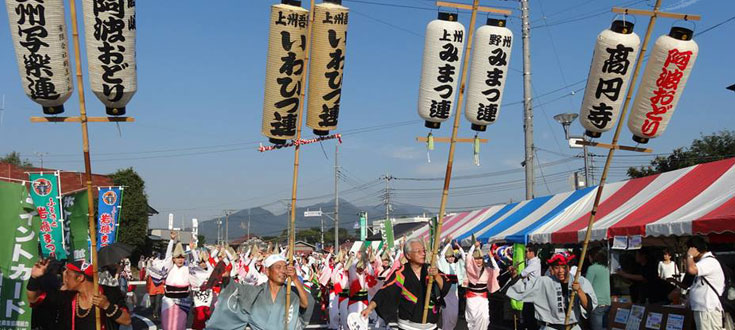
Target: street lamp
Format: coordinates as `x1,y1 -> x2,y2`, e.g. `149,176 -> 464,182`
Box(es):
553,113 -> 591,189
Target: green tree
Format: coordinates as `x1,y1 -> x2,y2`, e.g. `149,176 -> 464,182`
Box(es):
110,168 -> 149,252
197,235 -> 206,248
1,151 -> 33,168
628,130 -> 735,178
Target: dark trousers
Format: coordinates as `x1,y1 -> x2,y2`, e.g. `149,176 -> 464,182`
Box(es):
522,303 -> 539,330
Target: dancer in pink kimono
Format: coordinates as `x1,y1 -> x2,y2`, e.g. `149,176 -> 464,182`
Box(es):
464,241 -> 500,330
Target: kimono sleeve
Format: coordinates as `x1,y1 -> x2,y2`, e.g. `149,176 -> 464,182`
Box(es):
506,275 -> 543,304
578,276 -> 597,319
371,271 -> 401,322
205,281 -> 256,330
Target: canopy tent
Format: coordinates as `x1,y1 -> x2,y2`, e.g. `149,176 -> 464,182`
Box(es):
408,158 -> 735,245
409,205 -> 506,242
531,157 -> 735,244
452,187 -> 595,244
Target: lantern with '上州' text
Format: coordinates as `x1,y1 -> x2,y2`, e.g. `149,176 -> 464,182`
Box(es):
464,18 -> 513,132
6,0 -> 73,115
82,0 -> 137,116
417,12 -> 466,129
627,27 -> 698,144
261,0 -> 309,144
579,20 -> 640,138
306,0 -> 349,136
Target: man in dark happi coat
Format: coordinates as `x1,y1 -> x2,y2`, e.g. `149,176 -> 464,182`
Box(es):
361,238 -> 449,330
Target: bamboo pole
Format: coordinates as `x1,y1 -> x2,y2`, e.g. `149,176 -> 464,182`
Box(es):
68,0 -> 102,328
563,0 -> 663,327
285,0 -> 315,328
421,0 -> 481,323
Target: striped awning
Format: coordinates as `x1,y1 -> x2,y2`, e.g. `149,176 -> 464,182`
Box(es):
408,158 -> 735,245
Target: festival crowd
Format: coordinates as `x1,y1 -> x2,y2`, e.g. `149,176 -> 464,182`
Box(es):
25,232 -> 730,330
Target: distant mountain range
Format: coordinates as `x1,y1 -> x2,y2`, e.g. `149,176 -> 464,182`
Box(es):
196,199 -> 430,242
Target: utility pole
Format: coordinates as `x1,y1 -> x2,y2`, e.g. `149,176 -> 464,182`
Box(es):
334,144 -> 339,250
224,209 -> 235,245
520,0 -> 535,200
381,173 -> 394,223
216,216 -> 221,245
247,208 -> 251,239
34,152 -> 48,169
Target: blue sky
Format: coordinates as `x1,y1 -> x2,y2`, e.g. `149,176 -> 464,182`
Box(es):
2,0 -> 733,229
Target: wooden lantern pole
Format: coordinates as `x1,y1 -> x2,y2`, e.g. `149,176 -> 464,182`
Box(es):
421,0 -> 512,323
285,0 -> 316,327
563,1 -> 700,327
27,1 -> 137,329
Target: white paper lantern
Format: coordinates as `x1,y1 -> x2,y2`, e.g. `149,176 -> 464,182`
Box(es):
82,0 -> 137,116
417,12 -> 466,129
464,18 -> 513,131
627,27 -> 698,143
579,20 -> 640,138
6,0 -> 73,115
261,0 -> 309,144
306,0 -> 349,136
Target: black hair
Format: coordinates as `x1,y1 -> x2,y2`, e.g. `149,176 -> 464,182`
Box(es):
526,245 -> 538,255
687,236 -> 709,252
593,250 -> 608,266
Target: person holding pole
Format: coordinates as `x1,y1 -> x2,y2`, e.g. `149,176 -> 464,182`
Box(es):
360,238 -> 449,330
205,254 -> 314,330
27,259 -> 132,329
506,251 -> 596,330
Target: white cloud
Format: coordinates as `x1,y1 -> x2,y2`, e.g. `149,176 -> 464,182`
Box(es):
665,0 -> 701,10
388,146 -> 424,160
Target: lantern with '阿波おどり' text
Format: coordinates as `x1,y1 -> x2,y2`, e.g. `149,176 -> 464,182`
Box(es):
306,0 -> 349,136
6,0 -> 73,115
261,0 -> 309,144
464,18 -> 513,132
627,26 -> 698,144
578,20 -> 640,138
82,0 -> 137,116
417,12 -> 466,129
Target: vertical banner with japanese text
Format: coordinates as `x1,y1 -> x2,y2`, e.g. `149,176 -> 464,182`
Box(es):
0,181 -> 40,329
28,172 -> 66,259
63,190 -> 91,261
97,187 -> 122,250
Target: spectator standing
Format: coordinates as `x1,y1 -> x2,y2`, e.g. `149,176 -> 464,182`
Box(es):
585,249 -> 611,330
686,237 -> 725,330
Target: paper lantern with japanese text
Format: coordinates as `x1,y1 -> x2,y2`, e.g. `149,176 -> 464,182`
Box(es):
579,20 -> 640,138
82,0 -> 137,116
464,18 -> 513,132
6,0 -> 73,115
417,12 -> 466,129
261,0 -> 309,144
306,0 -> 349,136
627,27 -> 698,143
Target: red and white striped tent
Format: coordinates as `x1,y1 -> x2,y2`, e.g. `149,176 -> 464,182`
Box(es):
409,158 -> 735,245
530,157 -> 735,244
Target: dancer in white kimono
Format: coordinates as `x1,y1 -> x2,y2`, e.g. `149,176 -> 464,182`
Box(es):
148,231 -> 209,330
437,240 -> 466,330
507,251 -> 597,330
464,241 -> 500,330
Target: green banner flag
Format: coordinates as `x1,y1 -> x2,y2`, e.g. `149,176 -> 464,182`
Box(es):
384,217 -> 394,249
28,173 -> 66,259
0,181 -> 41,330
359,212 -> 367,241
63,190 -> 91,262
511,243 -> 526,311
